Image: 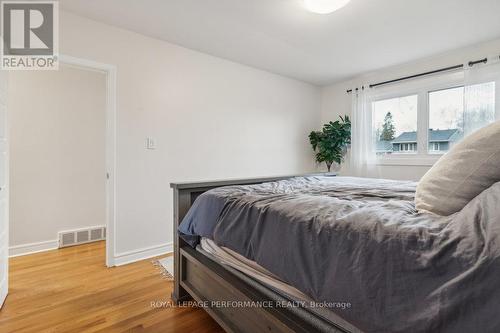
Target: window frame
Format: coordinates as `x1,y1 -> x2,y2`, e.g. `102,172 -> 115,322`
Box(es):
370,72 -> 500,166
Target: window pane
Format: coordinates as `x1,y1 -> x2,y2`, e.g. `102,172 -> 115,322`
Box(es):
373,95 -> 418,155
428,82 -> 495,154
464,82 -> 496,136
428,86 -> 464,154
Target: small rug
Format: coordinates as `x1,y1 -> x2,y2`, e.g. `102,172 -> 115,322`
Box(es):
153,256 -> 174,280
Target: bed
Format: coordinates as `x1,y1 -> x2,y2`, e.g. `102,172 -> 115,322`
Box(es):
170,175 -> 500,333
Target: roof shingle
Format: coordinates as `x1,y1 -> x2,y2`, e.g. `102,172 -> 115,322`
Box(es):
392,129 -> 459,143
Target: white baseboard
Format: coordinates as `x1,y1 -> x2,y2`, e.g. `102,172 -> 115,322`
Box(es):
9,239 -> 59,258
9,239 -> 173,266
113,242 -> 173,266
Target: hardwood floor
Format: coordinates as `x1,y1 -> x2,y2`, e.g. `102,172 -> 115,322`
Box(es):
0,241 -> 224,333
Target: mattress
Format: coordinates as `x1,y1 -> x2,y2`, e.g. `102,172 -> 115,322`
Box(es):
180,175 -> 500,332
197,237 -> 363,333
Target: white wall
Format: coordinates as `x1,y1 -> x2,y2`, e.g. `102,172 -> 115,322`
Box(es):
57,11 -> 321,260
8,65 -> 107,250
321,38 -> 500,181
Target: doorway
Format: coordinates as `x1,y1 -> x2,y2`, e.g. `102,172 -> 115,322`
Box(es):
8,56 -> 116,267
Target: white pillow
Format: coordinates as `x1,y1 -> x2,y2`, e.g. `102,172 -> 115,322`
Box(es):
415,121 -> 500,216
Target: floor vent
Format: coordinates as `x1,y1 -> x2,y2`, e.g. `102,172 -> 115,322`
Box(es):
59,226 -> 106,248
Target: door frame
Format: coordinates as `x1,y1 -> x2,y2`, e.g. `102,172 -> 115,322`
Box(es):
0,69 -> 9,308
58,55 -> 117,267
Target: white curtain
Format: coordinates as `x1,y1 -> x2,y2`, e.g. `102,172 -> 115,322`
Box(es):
350,87 -> 376,176
463,56 -> 500,137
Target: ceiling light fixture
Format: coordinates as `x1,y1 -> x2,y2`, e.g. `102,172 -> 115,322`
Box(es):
304,0 -> 351,14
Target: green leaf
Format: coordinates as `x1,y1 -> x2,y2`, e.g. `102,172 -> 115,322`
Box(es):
308,115 -> 351,167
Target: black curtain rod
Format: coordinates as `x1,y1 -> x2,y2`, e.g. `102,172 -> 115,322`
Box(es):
368,64 -> 464,89
346,56 -> 495,94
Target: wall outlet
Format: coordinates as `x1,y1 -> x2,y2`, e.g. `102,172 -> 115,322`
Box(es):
146,137 -> 156,150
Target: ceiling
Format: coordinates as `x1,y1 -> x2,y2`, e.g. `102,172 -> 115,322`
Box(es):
61,0 -> 500,86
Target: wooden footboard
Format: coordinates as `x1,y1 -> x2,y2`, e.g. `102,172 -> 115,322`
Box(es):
170,174 -> 350,333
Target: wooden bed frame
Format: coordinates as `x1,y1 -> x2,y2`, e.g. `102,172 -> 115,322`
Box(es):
171,175 -> 352,333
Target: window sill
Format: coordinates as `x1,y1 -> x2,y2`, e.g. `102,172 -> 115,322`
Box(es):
376,155 -> 441,166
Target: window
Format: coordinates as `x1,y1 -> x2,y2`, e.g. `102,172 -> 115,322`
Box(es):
399,143 -> 417,152
428,82 -> 495,154
371,76 -> 497,165
372,95 -> 418,155
430,142 -> 440,151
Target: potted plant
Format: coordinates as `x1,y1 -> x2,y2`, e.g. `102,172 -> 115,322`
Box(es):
309,115 -> 351,173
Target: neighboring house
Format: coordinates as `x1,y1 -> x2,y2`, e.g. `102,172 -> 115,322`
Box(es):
392,129 -> 460,153
376,140 -> 394,154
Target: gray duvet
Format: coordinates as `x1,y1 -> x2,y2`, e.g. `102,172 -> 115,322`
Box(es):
178,176 -> 500,333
